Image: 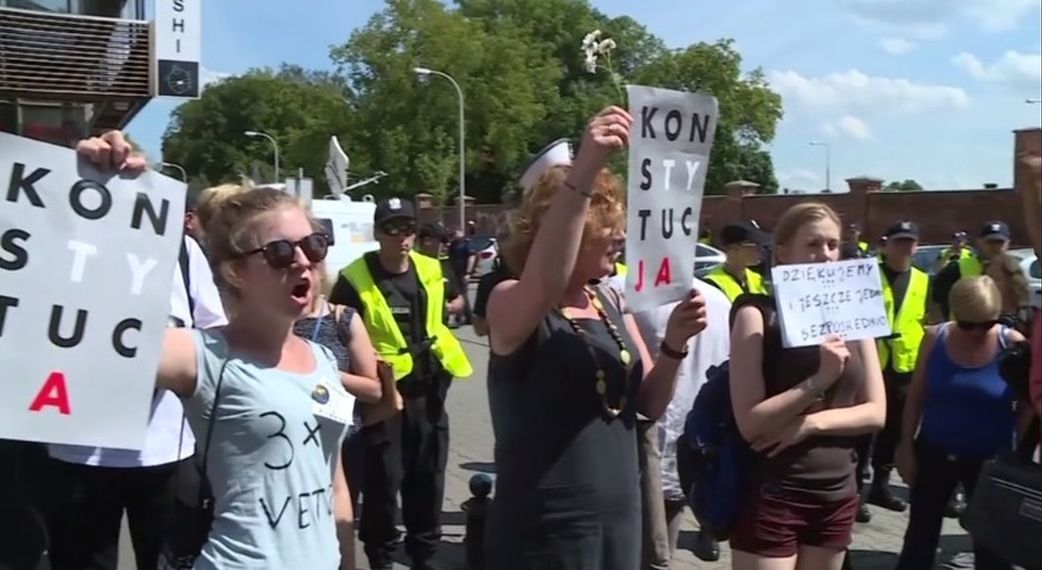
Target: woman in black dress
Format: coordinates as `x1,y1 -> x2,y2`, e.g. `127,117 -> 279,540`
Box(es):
484,106 -> 709,569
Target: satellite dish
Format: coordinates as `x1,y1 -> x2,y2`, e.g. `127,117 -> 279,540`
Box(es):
324,136 -> 350,196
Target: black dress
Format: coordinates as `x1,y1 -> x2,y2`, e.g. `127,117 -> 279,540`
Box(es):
485,287 -> 644,570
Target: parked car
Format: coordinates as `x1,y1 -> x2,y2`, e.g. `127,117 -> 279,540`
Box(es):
694,243 -> 726,277
1007,248 -> 1041,308
912,244 -> 949,276
470,236 -> 500,278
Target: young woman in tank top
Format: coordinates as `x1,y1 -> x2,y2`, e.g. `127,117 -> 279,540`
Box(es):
728,202 -> 886,570
895,276 -> 1026,569
78,140 -> 375,569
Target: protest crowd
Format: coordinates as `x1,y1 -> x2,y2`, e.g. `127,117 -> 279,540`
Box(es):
1,95 -> 1041,570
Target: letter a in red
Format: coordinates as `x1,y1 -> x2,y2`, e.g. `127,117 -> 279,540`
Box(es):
29,372 -> 71,415
654,257 -> 672,287
634,260 -> 645,292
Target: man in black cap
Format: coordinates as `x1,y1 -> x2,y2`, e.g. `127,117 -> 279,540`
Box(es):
935,231 -> 972,271
931,220 -> 1010,320
417,222 -> 465,326
330,198 -> 473,570
703,222 -> 769,302
860,222 -> 930,518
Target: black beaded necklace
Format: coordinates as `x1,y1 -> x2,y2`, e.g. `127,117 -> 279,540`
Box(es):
557,286 -> 634,418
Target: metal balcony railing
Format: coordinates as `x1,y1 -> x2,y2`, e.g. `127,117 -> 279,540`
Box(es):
0,6 -> 151,98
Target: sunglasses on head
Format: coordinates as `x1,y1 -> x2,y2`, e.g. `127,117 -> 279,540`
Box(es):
380,222 -> 416,237
239,233 -> 329,270
956,320 -> 998,332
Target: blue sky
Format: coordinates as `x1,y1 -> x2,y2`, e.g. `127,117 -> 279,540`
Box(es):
129,0 -> 1042,192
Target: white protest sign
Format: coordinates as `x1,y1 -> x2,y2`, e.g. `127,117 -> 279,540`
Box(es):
771,258 -> 891,348
625,85 -> 718,312
0,132 -> 184,449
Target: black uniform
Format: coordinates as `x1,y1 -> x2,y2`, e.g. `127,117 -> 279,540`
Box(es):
329,252 -> 460,569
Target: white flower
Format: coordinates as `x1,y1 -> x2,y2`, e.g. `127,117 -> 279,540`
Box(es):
584,53 -> 599,73
581,29 -> 602,52
597,39 -> 617,55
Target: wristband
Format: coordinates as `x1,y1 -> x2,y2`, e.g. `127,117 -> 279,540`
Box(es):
803,376 -> 826,401
563,179 -> 595,199
659,340 -> 688,360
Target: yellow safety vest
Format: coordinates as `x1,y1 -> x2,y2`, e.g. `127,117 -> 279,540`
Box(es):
940,247 -> 972,263
703,266 -> 767,303
958,255 -> 984,278
614,262 -> 628,278
342,252 -> 473,381
878,266 -> 929,373
858,241 -> 870,253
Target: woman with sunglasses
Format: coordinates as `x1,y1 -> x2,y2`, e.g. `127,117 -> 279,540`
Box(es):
895,276 -> 1025,570
79,138 -> 369,568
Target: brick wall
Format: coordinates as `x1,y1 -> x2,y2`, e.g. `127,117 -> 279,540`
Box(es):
418,128 -> 1042,247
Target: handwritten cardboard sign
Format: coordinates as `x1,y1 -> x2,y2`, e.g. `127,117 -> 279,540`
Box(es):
0,132 -> 184,449
625,85 -> 718,312
771,258 -> 890,348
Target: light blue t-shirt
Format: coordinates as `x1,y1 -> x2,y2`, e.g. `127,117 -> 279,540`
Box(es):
187,329 -> 352,570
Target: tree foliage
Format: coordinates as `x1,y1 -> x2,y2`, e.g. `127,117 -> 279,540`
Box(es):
161,0 -> 784,201
885,179 -> 924,191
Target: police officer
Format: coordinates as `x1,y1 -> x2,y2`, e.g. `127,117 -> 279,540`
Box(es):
935,231 -> 972,271
703,222 -> 769,302
329,198 -> 473,570
845,223 -> 871,256
868,221 -> 929,513
932,221 -> 1011,319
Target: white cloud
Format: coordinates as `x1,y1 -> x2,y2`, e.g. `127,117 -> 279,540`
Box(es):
777,168 -> 823,188
953,51 -> 1042,89
768,69 -> 970,112
878,36 -> 917,55
824,115 -> 874,139
842,0 -> 1042,34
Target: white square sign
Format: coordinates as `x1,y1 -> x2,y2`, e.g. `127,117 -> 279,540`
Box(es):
0,133 -> 184,449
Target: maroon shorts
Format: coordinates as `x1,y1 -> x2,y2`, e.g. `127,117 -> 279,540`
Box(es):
729,485 -> 859,558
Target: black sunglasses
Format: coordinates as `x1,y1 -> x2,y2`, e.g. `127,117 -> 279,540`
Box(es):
380,222 -> 416,237
956,320 -> 998,332
239,233 -> 329,270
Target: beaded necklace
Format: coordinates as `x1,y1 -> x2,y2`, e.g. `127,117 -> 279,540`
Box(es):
557,286 -> 634,418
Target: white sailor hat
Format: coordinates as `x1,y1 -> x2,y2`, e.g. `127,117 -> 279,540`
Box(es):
519,138 -> 573,192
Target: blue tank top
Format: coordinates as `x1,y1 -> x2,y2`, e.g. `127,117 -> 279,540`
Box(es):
919,323 -> 1015,458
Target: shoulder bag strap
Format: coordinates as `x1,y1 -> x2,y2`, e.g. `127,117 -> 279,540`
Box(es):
179,239 -> 195,322
197,359 -> 230,504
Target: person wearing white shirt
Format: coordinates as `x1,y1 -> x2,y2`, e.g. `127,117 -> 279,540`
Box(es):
44,188 -> 226,570
633,277 -> 731,567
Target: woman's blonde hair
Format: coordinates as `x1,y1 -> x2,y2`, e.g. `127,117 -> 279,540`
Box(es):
771,202 -> 842,263
502,165 -> 625,274
195,183 -> 251,235
986,253 -> 1030,309
949,275 -> 1003,323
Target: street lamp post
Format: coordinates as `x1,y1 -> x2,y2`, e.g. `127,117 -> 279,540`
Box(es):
809,141 -> 831,193
159,162 -> 187,182
244,130 -> 281,182
414,66 -> 466,231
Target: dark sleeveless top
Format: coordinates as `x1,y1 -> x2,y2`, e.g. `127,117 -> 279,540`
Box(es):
486,286 -> 644,569
294,306 -> 362,428
732,294 -> 864,502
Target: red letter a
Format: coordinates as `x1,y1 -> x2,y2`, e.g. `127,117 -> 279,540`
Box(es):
654,257 -> 672,287
29,372 -> 71,415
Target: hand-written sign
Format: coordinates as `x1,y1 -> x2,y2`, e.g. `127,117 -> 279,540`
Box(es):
771,258 -> 890,348
625,85 -> 718,312
0,132 -> 184,449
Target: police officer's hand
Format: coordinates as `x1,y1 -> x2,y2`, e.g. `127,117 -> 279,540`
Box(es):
816,335 -> 850,388
76,130 -> 148,173
896,442 -> 916,487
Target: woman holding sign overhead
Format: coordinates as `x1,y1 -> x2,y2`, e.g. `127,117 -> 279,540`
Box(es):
483,106 -> 709,570
728,202 -> 886,570
78,141 -> 371,570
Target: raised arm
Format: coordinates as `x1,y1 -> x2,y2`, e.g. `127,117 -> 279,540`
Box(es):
729,305 -> 847,443
487,107 -> 632,354
1018,151 -> 1041,257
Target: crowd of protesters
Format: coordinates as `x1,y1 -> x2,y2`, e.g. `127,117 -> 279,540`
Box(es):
0,105 -> 1039,570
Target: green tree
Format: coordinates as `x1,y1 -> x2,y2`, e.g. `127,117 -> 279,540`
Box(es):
161,65 -> 354,193
885,179 -> 924,191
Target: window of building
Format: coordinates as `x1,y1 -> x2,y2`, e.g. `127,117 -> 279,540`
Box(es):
2,0 -> 71,12
19,103 -> 87,147
0,101 -> 16,135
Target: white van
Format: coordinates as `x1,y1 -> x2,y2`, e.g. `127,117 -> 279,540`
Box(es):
310,197 -> 379,286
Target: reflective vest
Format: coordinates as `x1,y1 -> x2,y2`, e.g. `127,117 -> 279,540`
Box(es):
614,262 -> 628,278
703,265 -> 768,302
342,252 -> 473,381
940,247 -> 973,263
959,255 -> 984,278
858,241 -> 870,253
878,266 -> 929,373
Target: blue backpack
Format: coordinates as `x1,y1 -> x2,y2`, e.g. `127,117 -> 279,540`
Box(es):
677,360 -> 755,541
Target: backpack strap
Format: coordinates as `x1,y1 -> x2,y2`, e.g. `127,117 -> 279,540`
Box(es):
179,238 -> 195,322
